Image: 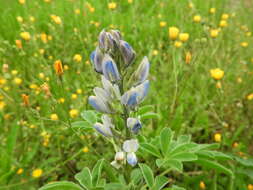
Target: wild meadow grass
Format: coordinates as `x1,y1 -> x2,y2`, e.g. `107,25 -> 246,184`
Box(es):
0,0 -> 253,189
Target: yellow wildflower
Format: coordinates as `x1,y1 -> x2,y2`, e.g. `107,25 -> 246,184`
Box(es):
18,0 -> 25,4
13,77 -> 22,85
50,114 -> 58,121
50,15 -> 62,25
210,68 -> 224,80
108,2 -> 117,9
73,54 -> 82,62
54,60 -> 63,76
240,42 -> 248,47
193,15 -> 201,23
209,8 -> 216,14
219,20 -> 228,27
185,52 -> 192,64
221,13 -> 229,20
82,146 -> 89,153
20,32 -> 31,41
214,133 -> 222,142
168,26 -> 179,40
210,29 -> 219,38
159,21 -> 167,27
17,168 -> 24,175
69,109 -> 79,118
179,33 -> 189,42
199,181 -> 206,189
32,169 -> 43,178
174,41 -> 182,48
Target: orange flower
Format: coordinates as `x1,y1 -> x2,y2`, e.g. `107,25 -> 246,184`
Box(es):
21,94 -> 29,106
185,52 -> 192,64
54,60 -> 63,76
15,40 -> 22,49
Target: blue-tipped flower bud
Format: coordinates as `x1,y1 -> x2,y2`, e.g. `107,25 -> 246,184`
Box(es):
120,40 -> 136,66
126,152 -> 138,166
88,96 -> 112,113
115,151 -> 125,161
93,115 -> 114,137
102,54 -> 121,83
90,47 -> 104,73
127,118 -> 142,134
98,30 -> 108,51
121,80 -> 150,109
133,56 -> 150,85
101,76 -> 121,100
94,122 -> 113,137
110,30 -> 122,42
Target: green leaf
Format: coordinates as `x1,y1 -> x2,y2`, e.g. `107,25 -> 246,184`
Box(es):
153,176 -> 169,190
170,152 -> 198,162
177,135 -> 191,144
160,128 -> 173,155
140,143 -> 162,158
195,158 -> 233,176
75,168 -> 93,189
81,110 -> 97,125
157,159 -> 183,172
169,185 -> 186,190
140,112 -> 160,120
71,121 -> 93,131
139,163 -> 154,188
104,183 -> 127,190
39,181 -> 83,190
130,168 -> 142,185
92,159 -> 104,187
138,105 -> 154,115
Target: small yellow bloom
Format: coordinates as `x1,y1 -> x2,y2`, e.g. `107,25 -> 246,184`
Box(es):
221,13 -> 229,20
237,77 -> 242,83
199,181 -> 206,189
209,8 -> 216,14
29,16 -> 35,22
210,29 -> 219,38
54,60 -> 63,76
50,15 -> 62,25
76,89 -> 82,94
247,93 -> 253,100
219,20 -> 228,27
188,2 -> 194,8
193,15 -> 201,23
32,169 -> 43,178
18,0 -> 25,4
214,133 -> 222,142
71,94 -> 78,100
20,32 -> 31,41
75,9 -> 81,15
16,168 -> 24,175
0,101 -> 6,110
159,21 -> 167,27
185,51 -> 192,64
248,184 -> 253,190
128,0 -> 133,4
39,73 -> 45,79
13,77 -> 22,85
210,68 -> 224,80
240,42 -> 248,47
82,146 -> 89,153
39,49 -> 45,55
168,26 -> 179,40
15,40 -> 22,49
16,16 -> 23,23
69,109 -> 79,118
40,33 -> 48,43
50,114 -> 58,121
44,0 -> 51,2
58,98 -> 65,103
12,70 -> 18,75
174,41 -> 182,48
108,2 -> 117,9
64,65 -> 69,70
179,33 -> 189,42
246,32 -> 252,37
152,50 -> 158,56
73,54 -> 82,62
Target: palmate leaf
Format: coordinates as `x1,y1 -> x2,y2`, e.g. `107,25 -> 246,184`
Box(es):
140,143 -> 162,158
74,168 -> 92,189
139,163 -> 154,188
92,159 -> 104,187
160,127 -> 173,156
39,181 -> 83,190
81,110 -> 97,125
153,176 -> 169,190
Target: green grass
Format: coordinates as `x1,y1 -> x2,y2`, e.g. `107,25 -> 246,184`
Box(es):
0,0 -> 253,189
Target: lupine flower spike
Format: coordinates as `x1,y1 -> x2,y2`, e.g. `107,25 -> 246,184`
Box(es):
88,29 -> 151,168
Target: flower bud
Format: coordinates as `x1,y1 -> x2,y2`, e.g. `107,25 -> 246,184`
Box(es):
90,47 -> 104,73
94,122 -> 113,137
127,118 -> 142,134
119,40 -> 136,66
115,151 -> 125,161
126,152 -> 137,166
88,96 -> 113,113
133,56 -> 150,85
102,54 -> 121,83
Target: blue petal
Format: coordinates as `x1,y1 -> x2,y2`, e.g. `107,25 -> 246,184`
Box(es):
102,55 -> 120,82
127,91 -> 138,107
127,152 -> 137,166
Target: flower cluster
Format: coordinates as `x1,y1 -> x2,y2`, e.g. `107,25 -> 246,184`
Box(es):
88,29 -> 150,167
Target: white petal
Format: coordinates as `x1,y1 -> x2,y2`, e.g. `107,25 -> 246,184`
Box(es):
123,139 -> 139,153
